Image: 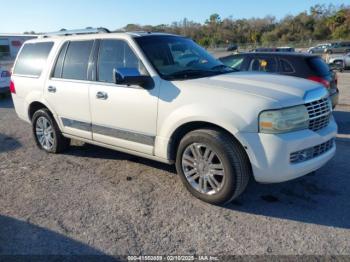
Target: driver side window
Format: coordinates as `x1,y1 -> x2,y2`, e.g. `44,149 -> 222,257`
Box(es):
97,39 -> 147,83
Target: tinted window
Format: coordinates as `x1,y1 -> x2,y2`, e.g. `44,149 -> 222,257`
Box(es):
62,41 -> 93,80
307,57 -> 330,77
220,55 -> 244,70
249,57 -> 277,72
97,39 -> 147,83
53,42 -> 69,78
13,42 -> 53,76
280,59 -> 294,73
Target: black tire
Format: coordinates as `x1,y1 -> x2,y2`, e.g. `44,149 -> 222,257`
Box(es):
32,108 -> 70,153
175,128 -> 251,205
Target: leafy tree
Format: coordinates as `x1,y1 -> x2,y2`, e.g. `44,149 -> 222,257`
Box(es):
111,4 -> 350,47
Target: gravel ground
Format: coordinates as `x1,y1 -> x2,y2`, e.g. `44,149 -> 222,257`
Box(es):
0,73 -> 350,258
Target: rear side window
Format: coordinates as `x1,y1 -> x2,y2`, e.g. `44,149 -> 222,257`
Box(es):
307,57 -> 330,77
280,59 -> 295,73
53,42 -> 69,78
61,41 -> 93,81
13,42 -> 54,77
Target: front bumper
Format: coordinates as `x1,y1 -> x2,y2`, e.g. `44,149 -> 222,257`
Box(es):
238,118 -> 337,183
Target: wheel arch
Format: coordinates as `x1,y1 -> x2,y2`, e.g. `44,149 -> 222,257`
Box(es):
167,121 -> 248,161
27,100 -> 59,127
28,101 -> 49,121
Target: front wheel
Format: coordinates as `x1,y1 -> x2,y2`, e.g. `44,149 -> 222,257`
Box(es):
176,129 -> 251,205
32,109 -> 70,153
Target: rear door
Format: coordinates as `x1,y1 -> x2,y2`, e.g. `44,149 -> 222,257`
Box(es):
45,40 -> 94,139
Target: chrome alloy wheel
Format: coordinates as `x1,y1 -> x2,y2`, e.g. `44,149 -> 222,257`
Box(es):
35,116 -> 55,151
181,143 -> 225,195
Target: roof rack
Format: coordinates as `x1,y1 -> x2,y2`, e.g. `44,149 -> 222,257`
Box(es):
40,27 -> 110,38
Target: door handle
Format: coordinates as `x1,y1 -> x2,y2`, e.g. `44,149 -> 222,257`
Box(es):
96,91 -> 108,100
48,86 -> 56,93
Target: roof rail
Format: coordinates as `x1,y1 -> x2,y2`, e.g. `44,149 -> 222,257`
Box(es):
40,27 -> 110,38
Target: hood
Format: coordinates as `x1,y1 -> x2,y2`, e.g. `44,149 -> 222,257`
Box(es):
190,72 -> 326,106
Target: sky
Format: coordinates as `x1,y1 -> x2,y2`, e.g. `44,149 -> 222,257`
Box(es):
0,0 -> 347,33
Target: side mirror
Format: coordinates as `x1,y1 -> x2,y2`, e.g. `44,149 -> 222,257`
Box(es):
113,68 -> 153,89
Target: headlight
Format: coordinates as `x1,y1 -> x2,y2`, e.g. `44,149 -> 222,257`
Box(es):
259,105 -> 309,134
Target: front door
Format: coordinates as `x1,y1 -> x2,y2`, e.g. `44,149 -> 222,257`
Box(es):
89,39 -> 159,155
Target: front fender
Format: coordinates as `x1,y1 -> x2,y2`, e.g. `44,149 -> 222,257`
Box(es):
154,104 -> 254,159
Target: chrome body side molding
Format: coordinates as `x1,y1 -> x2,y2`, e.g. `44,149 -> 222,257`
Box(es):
61,117 -> 155,146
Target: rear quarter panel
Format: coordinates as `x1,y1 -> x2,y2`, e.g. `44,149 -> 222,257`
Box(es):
11,39 -> 61,123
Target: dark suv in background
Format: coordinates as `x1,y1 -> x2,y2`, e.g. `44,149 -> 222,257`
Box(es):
219,52 -> 339,107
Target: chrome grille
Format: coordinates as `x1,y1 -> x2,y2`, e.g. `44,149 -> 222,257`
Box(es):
290,139 -> 335,164
305,97 -> 331,132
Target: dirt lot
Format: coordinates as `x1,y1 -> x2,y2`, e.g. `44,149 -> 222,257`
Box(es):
0,73 -> 350,258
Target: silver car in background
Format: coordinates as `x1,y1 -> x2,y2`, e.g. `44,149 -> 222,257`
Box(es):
308,43 -> 331,54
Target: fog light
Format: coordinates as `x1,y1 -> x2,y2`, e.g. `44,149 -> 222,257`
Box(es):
290,139 -> 334,164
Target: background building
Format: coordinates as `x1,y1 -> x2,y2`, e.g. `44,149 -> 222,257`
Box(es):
0,34 -> 38,69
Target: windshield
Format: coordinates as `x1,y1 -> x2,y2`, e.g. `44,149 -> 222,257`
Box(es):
135,35 -> 235,80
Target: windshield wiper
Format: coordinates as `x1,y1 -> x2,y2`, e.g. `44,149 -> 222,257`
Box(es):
165,69 -> 215,80
211,64 -> 239,72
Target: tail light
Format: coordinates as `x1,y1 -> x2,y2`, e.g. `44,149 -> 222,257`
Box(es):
10,80 -> 16,94
308,76 -> 330,89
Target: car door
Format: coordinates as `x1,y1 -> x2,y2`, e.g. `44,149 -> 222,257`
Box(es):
89,39 -> 159,155
45,40 -> 94,140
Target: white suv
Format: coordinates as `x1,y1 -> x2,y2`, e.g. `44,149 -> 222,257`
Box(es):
11,31 -> 337,205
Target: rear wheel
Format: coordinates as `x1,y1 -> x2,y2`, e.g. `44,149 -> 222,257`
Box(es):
32,109 -> 70,153
176,128 -> 251,205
